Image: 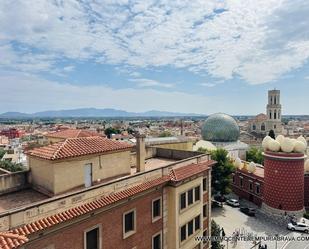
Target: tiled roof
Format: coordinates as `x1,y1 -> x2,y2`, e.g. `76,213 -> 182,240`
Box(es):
5,160 -> 214,247
12,176 -> 169,237
46,129 -> 104,139
249,113 -> 267,122
0,232 -> 28,249
169,160 -> 216,182
26,136 -> 133,160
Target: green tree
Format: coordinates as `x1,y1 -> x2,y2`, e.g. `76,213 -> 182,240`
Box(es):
0,149 -> 5,159
210,148 -> 235,196
246,147 -> 264,164
0,160 -> 24,172
104,127 -> 120,138
211,220 -> 224,249
158,131 -> 172,137
268,129 -> 275,139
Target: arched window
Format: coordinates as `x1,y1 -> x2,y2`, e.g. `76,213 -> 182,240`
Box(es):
274,96 -> 276,104
252,124 -> 256,130
274,110 -> 277,119
261,123 -> 265,131
270,96 -> 272,104
269,111 -> 272,119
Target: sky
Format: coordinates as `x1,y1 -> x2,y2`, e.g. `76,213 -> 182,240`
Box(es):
0,0 -> 309,115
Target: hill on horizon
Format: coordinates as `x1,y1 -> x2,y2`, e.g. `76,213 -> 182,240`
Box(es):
0,108 -> 203,118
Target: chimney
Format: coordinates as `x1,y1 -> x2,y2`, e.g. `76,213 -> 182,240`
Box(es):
136,133 -> 146,172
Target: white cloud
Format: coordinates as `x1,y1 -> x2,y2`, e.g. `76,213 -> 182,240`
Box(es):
200,83 -> 216,87
0,0 -> 309,84
0,72 -> 211,114
129,78 -> 174,88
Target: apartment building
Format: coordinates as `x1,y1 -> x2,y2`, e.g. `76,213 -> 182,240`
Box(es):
0,134 -> 214,249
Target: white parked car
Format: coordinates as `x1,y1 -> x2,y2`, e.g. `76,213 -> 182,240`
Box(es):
226,199 -> 240,207
287,222 -> 309,233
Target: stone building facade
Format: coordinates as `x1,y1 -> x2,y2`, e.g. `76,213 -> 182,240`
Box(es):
249,89 -> 283,136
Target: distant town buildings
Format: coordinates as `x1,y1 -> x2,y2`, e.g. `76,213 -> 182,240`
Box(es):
0,128 -> 24,139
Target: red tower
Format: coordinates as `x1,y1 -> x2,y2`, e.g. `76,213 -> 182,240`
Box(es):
263,151 -> 305,213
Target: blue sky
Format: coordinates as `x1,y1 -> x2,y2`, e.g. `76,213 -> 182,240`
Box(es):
0,0 -> 308,115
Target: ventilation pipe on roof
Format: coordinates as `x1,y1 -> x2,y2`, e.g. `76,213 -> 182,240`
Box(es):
136,133 -> 146,172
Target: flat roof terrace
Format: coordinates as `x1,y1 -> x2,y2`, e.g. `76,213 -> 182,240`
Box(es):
131,157 -> 177,174
0,189 -> 48,212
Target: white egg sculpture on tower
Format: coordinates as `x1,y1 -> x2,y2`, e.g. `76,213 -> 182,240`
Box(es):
280,137 -> 294,153
297,136 -> 307,147
276,134 -> 285,145
268,139 -> 281,152
262,136 -> 272,150
294,140 -> 306,153
248,162 -> 256,173
235,157 -> 242,169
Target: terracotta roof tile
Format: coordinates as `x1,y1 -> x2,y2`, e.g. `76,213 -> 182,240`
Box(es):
169,160 -> 216,182
6,160 -> 215,245
0,232 -> 28,249
11,176 -> 169,237
46,129 -> 105,139
26,136 -> 133,160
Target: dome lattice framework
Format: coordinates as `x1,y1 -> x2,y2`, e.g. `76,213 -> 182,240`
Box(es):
202,113 -> 240,142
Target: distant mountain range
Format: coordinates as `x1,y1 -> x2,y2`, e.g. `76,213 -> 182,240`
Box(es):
0,108 -> 203,118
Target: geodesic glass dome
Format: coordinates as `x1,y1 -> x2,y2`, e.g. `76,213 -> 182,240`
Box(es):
201,113 -> 240,142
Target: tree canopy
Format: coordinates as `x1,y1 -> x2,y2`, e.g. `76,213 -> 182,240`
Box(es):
246,147 -> 264,164
198,148 -> 235,196
0,149 -> 5,159
211,220 -> 225,249
0,160 -> 24,172
104,127 -> 121,138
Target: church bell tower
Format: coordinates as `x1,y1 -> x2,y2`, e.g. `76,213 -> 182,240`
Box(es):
266,89 -> 282,134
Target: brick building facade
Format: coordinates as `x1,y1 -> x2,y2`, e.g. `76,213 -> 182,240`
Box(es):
232,151 -> 309,214
0,135 -> 215,249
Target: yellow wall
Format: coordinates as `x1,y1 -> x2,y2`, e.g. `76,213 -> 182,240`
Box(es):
29,151 -> 131,195
154,141 -> 193,151
47,137 -> 65,144
28,157 -> 55,194
166,176 -> 204,249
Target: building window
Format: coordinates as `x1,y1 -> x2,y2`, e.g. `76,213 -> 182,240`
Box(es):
180,225 -> 186,242
203,178 -> 207,192
194,186 -> 200,202
188,189 -> 194,206
152,231 -> 162,249
84,225 -> 101,249
203,204 -> 207,218
239,176 -> 243,187
180,192 -> 186,210
252,124 -> 256,130
274,125 -> 276,129
188,220 -> 194,236
269,111 -> 272,119
256,183 -> 260,195
152,198 -> 162,222
261,123 -> 265,131
249,180 -> 253,191
123,209 -> 136,238
195,216 -> 200,231
274,110 -> 277,119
